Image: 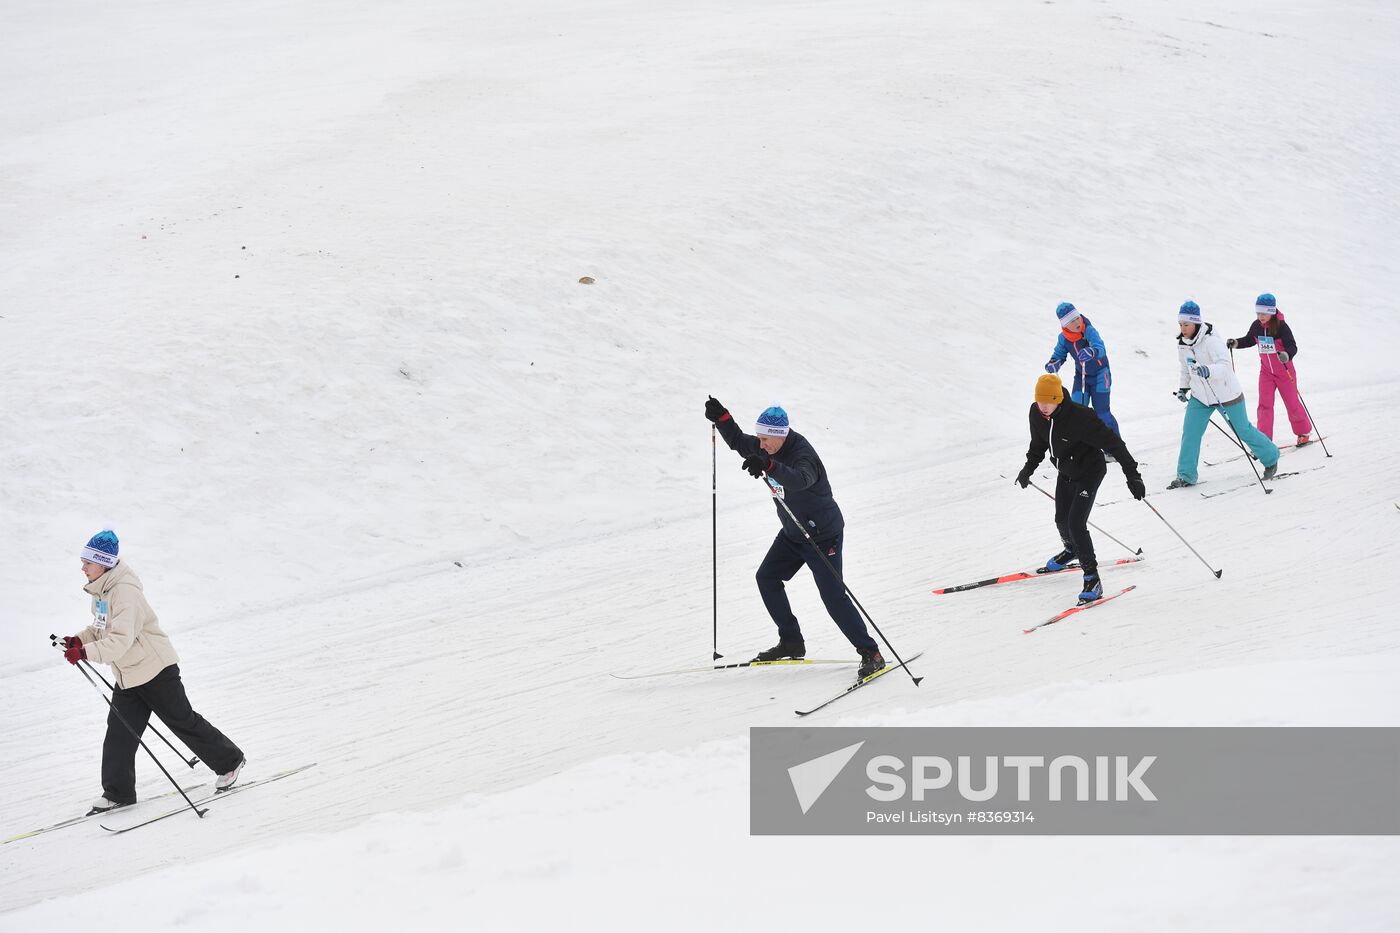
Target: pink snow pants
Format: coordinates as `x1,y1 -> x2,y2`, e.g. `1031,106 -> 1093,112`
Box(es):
1257,360 -> 1311,440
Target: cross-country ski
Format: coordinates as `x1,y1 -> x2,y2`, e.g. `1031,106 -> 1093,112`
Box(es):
794,652 -> 927,717
100,764 -> 318,835
609,658 -> 858,680
932,557 -> 1144,595
1023,586 -> 1138,633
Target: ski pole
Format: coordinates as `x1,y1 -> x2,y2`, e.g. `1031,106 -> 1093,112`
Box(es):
1139,500 -> 1223,578
1171,391 -> 1250,456
50,636 -> 208,820
1214,403 -> 1269,493
1282,364 -> 1331,458
1210,415 -> 1250,455
762,475 -> 921,686
1192,370 -> 1270,494
711,426 -> 722,660
1027,480 -> 1143,556
50,638 -> 199,768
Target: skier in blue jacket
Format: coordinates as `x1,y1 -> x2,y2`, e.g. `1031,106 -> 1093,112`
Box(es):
704,397 -> 885,680
1045,302 -> 1121,439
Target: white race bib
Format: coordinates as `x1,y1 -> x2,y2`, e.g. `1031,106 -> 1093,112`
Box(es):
1258,336 -> 1277,354
94,598 -> 109,632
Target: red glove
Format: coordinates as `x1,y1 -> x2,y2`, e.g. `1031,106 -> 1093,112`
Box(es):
63,638 -> 86,665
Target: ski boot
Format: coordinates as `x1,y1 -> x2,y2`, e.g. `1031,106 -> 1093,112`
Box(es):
753,640 -> 806,662
1262,462 -> 1279,480
1043,547 -> 1077,572
1166,477 -> 1194,490
1296,434 -> 1310,447
86,796 -> 135,816
1078,573 -> 1103,604
216,757 -> 246,793
856,647 -> 886,680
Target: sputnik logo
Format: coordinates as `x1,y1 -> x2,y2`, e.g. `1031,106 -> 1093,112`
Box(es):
787,741 -> 865,815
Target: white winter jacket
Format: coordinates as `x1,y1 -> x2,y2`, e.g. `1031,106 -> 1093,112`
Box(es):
1177,323 -> 1245,406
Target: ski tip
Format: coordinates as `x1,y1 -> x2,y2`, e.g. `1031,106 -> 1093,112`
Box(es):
1022,628 -> 1035,634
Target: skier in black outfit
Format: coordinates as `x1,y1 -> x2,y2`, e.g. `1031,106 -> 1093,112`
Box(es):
1015,375 -> 1147,602
703,396 -> 885,679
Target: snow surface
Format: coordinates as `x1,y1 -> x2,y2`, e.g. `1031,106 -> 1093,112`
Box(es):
2,0 -> 1398,929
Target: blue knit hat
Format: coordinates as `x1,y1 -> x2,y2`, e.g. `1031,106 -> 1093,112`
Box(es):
1055,302 -> 1080,325
1255,293 -> 1277,315
1178,300 -> 1202,325
755,406 -> 790,438
81,529 -> 119,568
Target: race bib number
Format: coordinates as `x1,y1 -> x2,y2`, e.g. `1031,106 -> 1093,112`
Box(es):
94,598 -> 110,631
765,476 -> 786,500
1258,336 -> 1277,354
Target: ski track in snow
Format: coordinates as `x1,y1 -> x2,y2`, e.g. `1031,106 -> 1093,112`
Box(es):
2,0 -> 1398,927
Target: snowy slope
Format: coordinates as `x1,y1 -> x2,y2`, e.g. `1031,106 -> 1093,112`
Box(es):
2,0 -> 1398,928
6,656 -> 1400,933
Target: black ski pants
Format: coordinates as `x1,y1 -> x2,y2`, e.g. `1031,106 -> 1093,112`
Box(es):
1054,470 -> 1104,577
755,531 -> 878,652
102,664 -> 243,803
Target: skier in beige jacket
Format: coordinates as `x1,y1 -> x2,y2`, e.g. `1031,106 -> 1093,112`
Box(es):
62,530 -> 246,815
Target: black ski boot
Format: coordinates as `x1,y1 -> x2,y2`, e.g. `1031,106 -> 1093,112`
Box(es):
856,647 -> 886,680
753,640 -> 806,662
1262,462 -> 1279,480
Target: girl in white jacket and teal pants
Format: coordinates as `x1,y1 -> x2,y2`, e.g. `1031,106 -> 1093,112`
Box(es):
1170,301 -> 1280,488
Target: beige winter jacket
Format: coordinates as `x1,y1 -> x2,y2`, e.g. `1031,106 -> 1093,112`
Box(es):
78,561 -> 179,688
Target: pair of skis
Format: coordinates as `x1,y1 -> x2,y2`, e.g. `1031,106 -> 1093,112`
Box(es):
613,654 -> 924,717
99,763 -> 317,834
3,780 -> 206,845
931,558 -> 1141,633
3,764 -> 317,843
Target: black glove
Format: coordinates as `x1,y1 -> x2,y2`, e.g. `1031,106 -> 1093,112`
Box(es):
1175,388 -> 1189,403
1015,465 -> 1033,489
1126,473 -> 1146,500
1226,338 -> 1237,349
742,453 -> 770,479
704,396 -> 729,424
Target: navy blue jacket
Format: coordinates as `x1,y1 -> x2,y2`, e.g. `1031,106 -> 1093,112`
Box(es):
716,419 -> 844,543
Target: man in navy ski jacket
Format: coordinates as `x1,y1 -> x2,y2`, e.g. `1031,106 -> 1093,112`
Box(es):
704,397 -> 883,678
